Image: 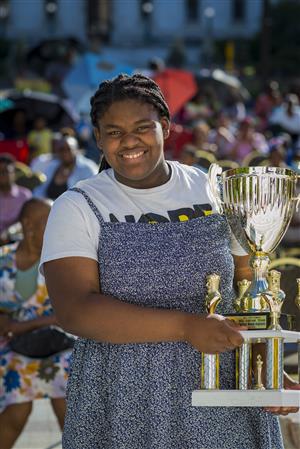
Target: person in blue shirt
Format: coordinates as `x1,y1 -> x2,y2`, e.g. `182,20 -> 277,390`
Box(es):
33,135 -> 98,199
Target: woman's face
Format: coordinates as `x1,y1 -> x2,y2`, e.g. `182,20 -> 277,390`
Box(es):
94,99 -> 170,188
0,162 -> 15,190
57,141 -> 76,165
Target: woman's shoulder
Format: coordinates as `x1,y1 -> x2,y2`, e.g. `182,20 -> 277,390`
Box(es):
75,155 -> 99,173
50,170 -> 112,215
169,160 -> 208,184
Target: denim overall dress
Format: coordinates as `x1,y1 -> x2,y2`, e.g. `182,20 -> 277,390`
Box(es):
63,188 -> 283,449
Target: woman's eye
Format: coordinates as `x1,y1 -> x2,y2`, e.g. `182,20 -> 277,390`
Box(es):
108,131 -> 121,137
137,126 -> 149,132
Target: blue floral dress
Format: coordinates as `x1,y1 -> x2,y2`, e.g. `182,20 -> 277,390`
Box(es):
0,243 -> 71,413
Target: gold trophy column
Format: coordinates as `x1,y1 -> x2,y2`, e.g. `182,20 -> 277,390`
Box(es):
264,271 -> 285,390
201,274 -> 222,390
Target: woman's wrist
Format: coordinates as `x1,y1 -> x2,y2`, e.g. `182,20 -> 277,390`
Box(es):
176,310 -> 191,342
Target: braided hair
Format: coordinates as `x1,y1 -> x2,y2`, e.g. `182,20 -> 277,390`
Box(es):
90,73 -> 170,172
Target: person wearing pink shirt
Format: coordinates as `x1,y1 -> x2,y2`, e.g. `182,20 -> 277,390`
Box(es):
0,154 -> 32,243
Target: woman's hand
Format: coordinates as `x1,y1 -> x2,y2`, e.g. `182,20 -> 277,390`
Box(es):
0,318 -> 31,338
0,313 -> 12,336
264,374 -> 300,416
183,313 -> 246,354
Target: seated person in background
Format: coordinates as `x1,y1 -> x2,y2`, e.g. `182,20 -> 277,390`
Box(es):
208,112 -> 235,159
30,128 -> 78,174
0,154 -> 32,245
27,116 -> 53,162
191,121 -> 216,153
268,138 -> 288,168
33,135 -> 98,200
3,110 -> 28,140
0,198 -> 71,449
30,132 -> 62,174
269,94 -> 300,150
255,81 -> 281,131
184,92 -> 213,126
228,117 -> 268,164
179,144 -> 199,167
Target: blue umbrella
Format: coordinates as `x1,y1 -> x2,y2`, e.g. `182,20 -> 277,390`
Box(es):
63,53 -> 134,112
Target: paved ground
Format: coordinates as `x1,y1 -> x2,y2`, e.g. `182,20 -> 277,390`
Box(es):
14,399 -> 62,449
12,395 -> 300,449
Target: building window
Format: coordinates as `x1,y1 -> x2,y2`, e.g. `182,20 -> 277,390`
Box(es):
232,0 -> 246,22
186,0 -> 199,21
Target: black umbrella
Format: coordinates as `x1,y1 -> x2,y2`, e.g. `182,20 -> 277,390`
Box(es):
26,37 -> 85,77
0,89 -> 79,133
196,69 -> 250,103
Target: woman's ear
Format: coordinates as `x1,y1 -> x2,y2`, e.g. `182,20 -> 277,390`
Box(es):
93,127 -> 102,148
161,118 -> 170,140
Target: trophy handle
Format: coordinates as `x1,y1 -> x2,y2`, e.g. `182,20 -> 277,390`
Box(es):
292,194 -> 300,212
293,174 -> 300,212
208,163 -> 224,214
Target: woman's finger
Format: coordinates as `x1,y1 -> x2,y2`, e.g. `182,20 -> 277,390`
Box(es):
264,406 -> 299,415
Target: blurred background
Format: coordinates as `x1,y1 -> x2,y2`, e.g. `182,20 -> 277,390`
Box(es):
0,1 -> 299,448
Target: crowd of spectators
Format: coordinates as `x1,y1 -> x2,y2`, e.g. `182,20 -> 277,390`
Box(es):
0,78 -> 300,248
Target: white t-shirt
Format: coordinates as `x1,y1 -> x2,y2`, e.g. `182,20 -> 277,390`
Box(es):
40,161 -> 246,272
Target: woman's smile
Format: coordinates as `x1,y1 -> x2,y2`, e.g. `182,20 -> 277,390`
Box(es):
119,148 -> 148,161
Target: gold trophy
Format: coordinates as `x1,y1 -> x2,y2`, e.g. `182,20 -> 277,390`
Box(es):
193,165 -> 300,407
208,164 -> 299,330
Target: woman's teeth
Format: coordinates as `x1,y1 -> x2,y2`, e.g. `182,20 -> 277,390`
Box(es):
122,151 -> 145,159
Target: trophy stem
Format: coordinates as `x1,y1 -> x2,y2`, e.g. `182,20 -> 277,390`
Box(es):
240,254 -> 270,312
269,311 -> 282,331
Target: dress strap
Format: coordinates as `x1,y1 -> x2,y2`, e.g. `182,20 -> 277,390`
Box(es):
69,187 -> 105,225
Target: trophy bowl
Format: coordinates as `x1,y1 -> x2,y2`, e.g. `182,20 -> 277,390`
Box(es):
208,165 -> 299,313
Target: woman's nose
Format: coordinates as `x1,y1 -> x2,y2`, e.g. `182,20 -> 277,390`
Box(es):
120,132 -> 140,148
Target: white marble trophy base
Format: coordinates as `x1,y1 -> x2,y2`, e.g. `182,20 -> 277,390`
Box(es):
239,329 -> 300,342
192,329 -> 300,407
192,390 -> 300,407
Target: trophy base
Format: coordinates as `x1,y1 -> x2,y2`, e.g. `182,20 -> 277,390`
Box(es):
192,390 -> 300,407
224,313 -> 295,330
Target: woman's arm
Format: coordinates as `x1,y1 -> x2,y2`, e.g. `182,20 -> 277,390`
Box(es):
44,256 -> 245,354
0,313 -> 59,337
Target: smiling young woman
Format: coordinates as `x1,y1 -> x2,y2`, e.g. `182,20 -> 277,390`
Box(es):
94,99 -> 171,188
41,74 -> 294,449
